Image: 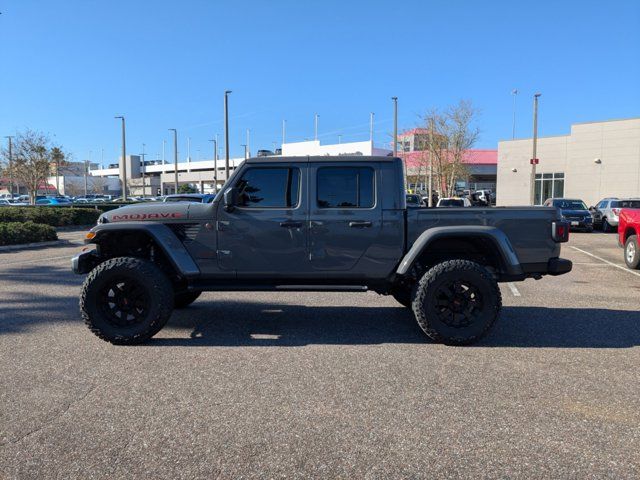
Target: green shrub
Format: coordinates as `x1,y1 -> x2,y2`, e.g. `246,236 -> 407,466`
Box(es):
0,222 -> 58,246
0,207 -> 100,226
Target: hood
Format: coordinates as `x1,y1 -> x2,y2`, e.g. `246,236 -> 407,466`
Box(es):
99,202 -> 193,224
560,209 -> 590,217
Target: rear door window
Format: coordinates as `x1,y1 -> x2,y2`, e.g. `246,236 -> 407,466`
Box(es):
317,167 -> 375,208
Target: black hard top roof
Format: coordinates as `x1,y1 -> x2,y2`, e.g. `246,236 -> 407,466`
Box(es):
246,155 -> 399,164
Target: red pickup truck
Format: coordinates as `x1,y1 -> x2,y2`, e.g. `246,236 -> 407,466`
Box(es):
618,208 -> 640,269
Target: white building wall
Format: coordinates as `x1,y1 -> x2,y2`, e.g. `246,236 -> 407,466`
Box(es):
497,118 -> 640,207
281,140 -> 391,157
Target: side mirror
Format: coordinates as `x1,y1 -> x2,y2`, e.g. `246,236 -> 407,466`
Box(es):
223,187 -> 237,212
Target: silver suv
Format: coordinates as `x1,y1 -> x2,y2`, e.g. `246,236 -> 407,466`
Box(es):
593,198 -> 640,232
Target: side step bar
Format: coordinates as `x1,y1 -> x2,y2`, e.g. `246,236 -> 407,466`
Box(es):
190,284 -> 369,293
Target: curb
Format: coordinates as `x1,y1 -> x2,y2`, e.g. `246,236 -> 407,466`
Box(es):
0,239 -> 69,252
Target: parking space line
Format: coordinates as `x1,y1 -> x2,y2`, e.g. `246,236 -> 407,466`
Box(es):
507,282 -> 521,297
570,246 -> 640,278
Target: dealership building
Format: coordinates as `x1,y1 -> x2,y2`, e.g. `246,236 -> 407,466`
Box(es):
496,117 -> 640,207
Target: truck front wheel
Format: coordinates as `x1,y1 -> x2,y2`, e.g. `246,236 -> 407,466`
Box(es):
412,260 -> 502,345
80,257 -> 174,345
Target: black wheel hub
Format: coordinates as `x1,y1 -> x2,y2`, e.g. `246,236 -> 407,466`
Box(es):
434,280 -> 483,328
98,277 -> 150,327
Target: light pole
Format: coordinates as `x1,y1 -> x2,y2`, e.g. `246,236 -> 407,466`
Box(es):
169,129 -> 178,194
282,119 -> 286,146
224,90 -> 232,182
162,139 -> 166,165
114,116 -> 127,201
338,135 -> 342,144
314,114 -> 319,141
392,97 -> 398,156
5,136 -> 14,196
512,89 -> 518,140
209,137 -> 218,190
140,143 -> 146,198
246,129 -> 250,158
530,93 -> 541,205
84,159 -> 89,197
241,144 -> 248,160
370,112 -> 375,145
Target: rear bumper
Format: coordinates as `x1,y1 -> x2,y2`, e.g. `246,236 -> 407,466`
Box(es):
547,257 -> 572,276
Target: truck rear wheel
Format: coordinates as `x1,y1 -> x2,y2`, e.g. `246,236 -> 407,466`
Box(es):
174,290 -> 202,309
624,235 -> 640,269
412,259 -> 502,345
80,257 -> 174,345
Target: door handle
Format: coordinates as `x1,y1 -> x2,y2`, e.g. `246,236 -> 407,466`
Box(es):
349,221 -> 372,228
280,221 -> 302,228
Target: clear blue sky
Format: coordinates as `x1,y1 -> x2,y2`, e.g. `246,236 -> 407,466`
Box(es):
1,0 -> 639,164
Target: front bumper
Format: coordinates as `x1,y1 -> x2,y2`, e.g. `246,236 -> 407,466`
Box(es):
565,219 -> 593,231
71,249 -> 99,274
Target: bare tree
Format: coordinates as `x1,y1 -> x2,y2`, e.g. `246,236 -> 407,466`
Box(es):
64,179 -> 84,197
0,130 -> 59,204
91,176 -> 107,194
420,100 -> 480,197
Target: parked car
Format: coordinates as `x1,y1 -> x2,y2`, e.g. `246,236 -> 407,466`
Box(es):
73,155 -> 572,346
405,194 -> 423,208
618,208 -> 640,269
591,197 -> 640,232
436,197 -> 472,207
543,198 -> 593,232
0,199 -> 28,206
35,198 -> 72,206
163,193 -> 216,203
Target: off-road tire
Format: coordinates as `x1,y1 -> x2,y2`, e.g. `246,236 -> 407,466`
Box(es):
624,235 -> 640,269
391,287 -> 413,308
412,259 -> 502,345
80,257 -> 174,345
174,291 -> 202,309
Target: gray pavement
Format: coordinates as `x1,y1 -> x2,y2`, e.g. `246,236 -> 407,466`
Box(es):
1,230 -> 639,479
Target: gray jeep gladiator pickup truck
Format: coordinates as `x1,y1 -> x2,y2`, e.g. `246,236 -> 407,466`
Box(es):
73,156 -> 572,345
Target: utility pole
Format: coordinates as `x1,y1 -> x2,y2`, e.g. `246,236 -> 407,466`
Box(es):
224,90 -> 232,182
428,117 -> 435,207
392,97 -> 398,156
169,129 -> 178,193
4,136 -> 13,196
530,93 -> 542,205
370,112 -> 374,145
512,89 -> 518,140
209,137 -> 218,190
282,119 -> 286,146
140,143 -> 146,198
314,114 -> 319,141
114,116 -> 127,201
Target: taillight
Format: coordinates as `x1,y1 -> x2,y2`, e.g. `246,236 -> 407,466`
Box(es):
552,221 -> 570,242
612,208 -> 621,216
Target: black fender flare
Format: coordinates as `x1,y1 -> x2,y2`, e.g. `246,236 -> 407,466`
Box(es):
88,222 -> 200,278
396,226 -> 523,277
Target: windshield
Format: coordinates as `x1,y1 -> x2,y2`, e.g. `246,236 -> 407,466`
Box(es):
439,199 -> 464,207
406,195 -> 420,205
553,199 -> 587,210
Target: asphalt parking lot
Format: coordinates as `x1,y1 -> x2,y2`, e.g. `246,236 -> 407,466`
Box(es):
1,230 -> 639,479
